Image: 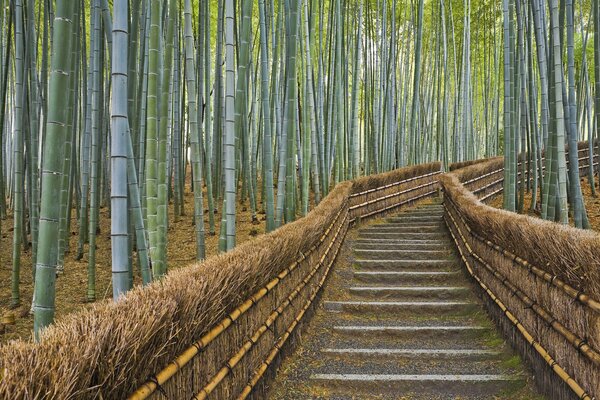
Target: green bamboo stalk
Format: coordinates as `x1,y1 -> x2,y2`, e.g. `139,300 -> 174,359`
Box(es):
549,0 -> 569,224
223,0 -> 237,250
126,125 -> 152,284
87,0 -> 102,302
184,0 -> 206,260
258,0 -> 275,232
111,0 -> 131,298
11,0 -> 25,308
33,0 -> 76,338
203,0 -> 216,235
155,0 -> 177,276
282,0 -> 300,224
145,0 -> 160,277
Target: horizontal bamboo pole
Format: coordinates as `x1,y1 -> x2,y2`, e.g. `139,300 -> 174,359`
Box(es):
443,201 -> 592,400
128,203 -> 348,399
463,149 -> 596,188
350,188 -> 439,223
463,168 -> 504,186
349,180 -> 438,211
349,170 -> 441,198
445,199 -> 600,366
236,213 -> 348,400
473,160 -> 599,198
445,195 -> 600,313
193,211 -> 348,400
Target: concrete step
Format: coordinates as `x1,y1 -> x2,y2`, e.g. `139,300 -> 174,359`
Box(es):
311,354 -> 509,376
360,225 -> 444,233
353,242 -> 451,251
353,270 -> 463,285
396,209 -> 444,215
267,201 -> 539,400
348,285 -> 471,300
332,325 -> 489,340
321,348 -> 503,362
353,238 -> 451,245
382,214 -> 446,226
317,321 -> 498,350
323,300 -> 479,316
409,204 -> 443,208
353,259 -> 455,271
310,373 -> 524,397
358,232 -> 447,240
387,216 -> 444,222
353,249 -> 452,260
386,215 -> 445,223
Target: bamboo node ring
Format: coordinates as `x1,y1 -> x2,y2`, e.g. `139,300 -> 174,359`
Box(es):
148,376 -> 167,397
576,339 -> 588,352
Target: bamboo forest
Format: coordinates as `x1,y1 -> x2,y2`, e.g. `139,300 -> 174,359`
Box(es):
0,0 -> 599,398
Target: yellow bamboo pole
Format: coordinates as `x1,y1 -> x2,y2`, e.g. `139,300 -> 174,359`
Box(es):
443,199 -> 593,399
194,211 -> 348,399
129,202 -> 348,399
446,193 -> 600,313
445,198 -> 600,365
236,213 -> 348,400
349,170 -> 442,198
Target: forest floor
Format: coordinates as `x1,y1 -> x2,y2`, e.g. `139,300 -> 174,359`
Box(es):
0,176 -> 274,343
488,177 -> 600,230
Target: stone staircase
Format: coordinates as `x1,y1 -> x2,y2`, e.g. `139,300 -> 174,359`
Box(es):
267,202 -> 542,399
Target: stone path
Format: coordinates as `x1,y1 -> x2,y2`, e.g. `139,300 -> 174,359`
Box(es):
267,201 -> 543,399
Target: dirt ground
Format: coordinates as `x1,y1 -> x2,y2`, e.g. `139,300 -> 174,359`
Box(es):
0,177 -> 274,343
488,176 -> 600,230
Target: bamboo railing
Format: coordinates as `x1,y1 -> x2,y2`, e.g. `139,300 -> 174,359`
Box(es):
464,143 -> 599,202
127,162 -> 442,399
4,151 -> 597,399
441,152 -> 600,400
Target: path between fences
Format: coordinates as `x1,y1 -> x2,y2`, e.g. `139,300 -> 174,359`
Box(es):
267,200 -> 541,399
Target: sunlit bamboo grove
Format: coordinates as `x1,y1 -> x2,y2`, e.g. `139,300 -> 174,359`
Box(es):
0,0 -> 596,337
501,0 -> 596,227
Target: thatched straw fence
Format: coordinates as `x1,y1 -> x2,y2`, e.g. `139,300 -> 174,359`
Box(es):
0,163 -> 441,399
442,153 -> 600,400
458,141 -> 598,203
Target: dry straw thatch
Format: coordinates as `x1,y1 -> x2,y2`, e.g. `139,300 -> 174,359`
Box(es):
0,164 -> 442,399
441,156 -> 600,399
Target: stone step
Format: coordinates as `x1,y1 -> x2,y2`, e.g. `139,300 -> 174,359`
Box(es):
353,238 -> 451,245
360,225 -> 444,233
358,232 -> 447,240
354,270 -> 463,284
353,249 -> 452,260
321,348 -> 502,362
409,204 -> 444,208
396,209 -> 444,215
310,373 -> 523,397
352,259 -> 455,271
267,201 -> 540,400
386,215 -> 445,223
387,216 -> 443,222
380,214 -> 446,226
317,321 -> 498,350
348,285 -> 471,300
323,300 -> 479,316
311,355 -> 509,376
332,325 -> 489,340
353,242 -> 451,251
